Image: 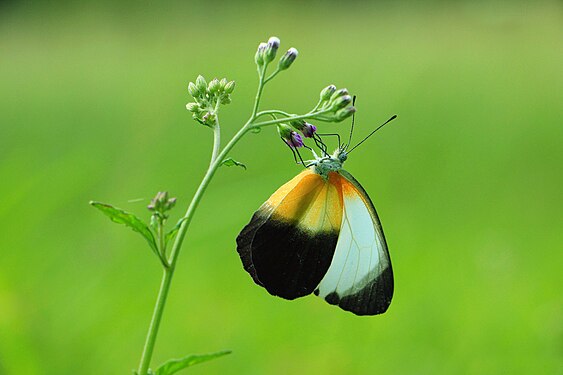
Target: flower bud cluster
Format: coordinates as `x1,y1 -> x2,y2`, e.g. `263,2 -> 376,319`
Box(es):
147,191 -> 177,216
186,75 -> 235,126
277,124 -> 304,149
317,84 -> 356,122
255,36 -> 298,71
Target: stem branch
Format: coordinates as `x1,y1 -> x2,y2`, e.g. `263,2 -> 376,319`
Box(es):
136,60 -> 314,374
137,97 -> 256,375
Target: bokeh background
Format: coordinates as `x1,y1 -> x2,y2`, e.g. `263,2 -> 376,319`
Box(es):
1,1 -> 561,374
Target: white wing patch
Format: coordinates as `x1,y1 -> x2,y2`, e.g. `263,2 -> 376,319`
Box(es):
315,175 -> 392,314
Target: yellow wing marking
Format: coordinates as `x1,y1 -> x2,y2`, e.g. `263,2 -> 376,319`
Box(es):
265,170 -> 343,233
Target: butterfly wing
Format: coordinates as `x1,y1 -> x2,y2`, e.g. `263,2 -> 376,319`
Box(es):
314,170 -> 394,315
237,169 -> 343,300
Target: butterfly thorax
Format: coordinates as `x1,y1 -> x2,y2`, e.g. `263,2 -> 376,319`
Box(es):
308,148 -> 348,179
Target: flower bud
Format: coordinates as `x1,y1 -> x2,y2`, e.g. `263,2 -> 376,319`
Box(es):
186,102 -> 199,112
224,80 -> 235,94
319,84 -> 336,101
219,78 -> 228,90
195,75 -> 207,93
166,197 -> 177,210
330,88 -> 349,102
290,119 -> 317,138
188,82 -> 199,97
255,42 -> 267,66
264,36 -> 280,63
202,111 -> 216,124
148,191 -> 177,214
278,47 -> 298,70
208,78 -> 220,94
334,106 -> 356,122
331,94 -> 352,110
278,124 -> 304,149
220,95 -> 232,105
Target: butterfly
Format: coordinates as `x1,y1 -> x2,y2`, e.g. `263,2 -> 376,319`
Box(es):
236,113 -> 397,316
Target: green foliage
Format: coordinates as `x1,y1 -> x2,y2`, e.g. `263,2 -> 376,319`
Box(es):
89,201 -> 159,258
164,217 -> 185,248
221,157 -> 247,170
152,351 -> 231,375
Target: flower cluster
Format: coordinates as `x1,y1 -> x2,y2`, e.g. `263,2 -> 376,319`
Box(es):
317,84 -> 356,122
186,75 -> 235,126
255,36 -> 298,71
277,119 -> 318,149
147,191 -> 177,216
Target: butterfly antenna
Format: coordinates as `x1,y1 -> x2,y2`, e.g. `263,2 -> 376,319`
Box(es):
346,114 -> 398,154
346,95 -> 357,150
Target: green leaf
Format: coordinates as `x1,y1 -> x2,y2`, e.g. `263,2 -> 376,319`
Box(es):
90,201 -> 159,257
155,350 -> 231,375
221,157 -> 247,170
250,126 -> 261,133
164,217 -> 185,248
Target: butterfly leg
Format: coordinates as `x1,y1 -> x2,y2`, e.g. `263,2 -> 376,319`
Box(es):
316,133 -> 342,150
281,137 -> 306,165
313,134 -> 329,157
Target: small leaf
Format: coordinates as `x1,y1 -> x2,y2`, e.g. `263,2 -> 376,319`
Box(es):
155,350 -> 231,375
250,126 -> 261,134
164,217 -> 185,248
221,157 -> 247,170
90,201 -> 159,257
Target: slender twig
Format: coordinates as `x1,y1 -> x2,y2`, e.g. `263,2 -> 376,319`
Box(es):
136,55 -> 336,374
263,67 -> 280,84
250,109 -> 330,129
137,71 -> 266,375
251,65 -> 267,118
256,109 -> 292,118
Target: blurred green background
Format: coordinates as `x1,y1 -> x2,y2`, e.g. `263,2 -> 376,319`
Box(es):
0,1 -> 561,374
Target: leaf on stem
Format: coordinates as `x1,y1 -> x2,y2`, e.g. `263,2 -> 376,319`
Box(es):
89,201 -> 159,257
154,350 -> 232,375
164,217 -> 185,248
221,157 -> 247,170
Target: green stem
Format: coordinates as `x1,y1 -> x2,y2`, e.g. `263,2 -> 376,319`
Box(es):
210,121 -> 221,166
263,68 -> 280,84
137,267 -> 173,375
136,75 -> 266,375
138,124 -> 252,375
250,109 -> 330,128
256,109 -> 291,118
136,60 -> 322,374
251,65 -> 267,117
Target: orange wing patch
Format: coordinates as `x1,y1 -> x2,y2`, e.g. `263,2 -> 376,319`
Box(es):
266,170 -> 344,233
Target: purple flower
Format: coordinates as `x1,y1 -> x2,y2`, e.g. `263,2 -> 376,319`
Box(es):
278,124 -> 304,149
301,122 -> 317,138
290,120 -> 317,138
285,131 -> 303,148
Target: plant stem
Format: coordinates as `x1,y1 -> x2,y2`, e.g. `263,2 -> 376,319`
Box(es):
256,109 -> 291,118
136,64 -> 321,374
137,122 -> 251,375
137,267 -> 173,375
136,76 -> 264,375
250,109 -> 329,128
251,65 -> 266,117
210,121 -> 221,167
